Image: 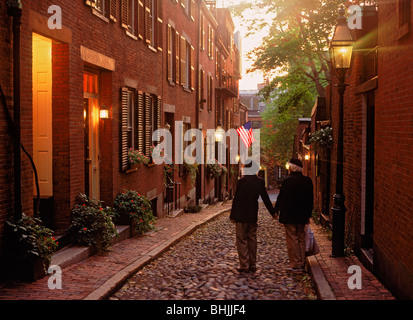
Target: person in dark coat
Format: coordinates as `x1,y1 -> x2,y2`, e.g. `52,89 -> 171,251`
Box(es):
230,161 -> 276,273
275,158 -> 314,271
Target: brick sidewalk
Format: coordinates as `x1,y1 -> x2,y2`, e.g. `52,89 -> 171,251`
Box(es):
0,203 -> 232,300
308,220 -> 395,300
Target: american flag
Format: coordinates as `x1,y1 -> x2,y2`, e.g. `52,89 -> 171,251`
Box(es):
237,121 -> 255,148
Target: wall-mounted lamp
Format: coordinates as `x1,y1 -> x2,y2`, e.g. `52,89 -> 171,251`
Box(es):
100,106 -> 109,119
165,122 -> 171,131
305,154 -> 310,161
215,123 -> 225,142
285,163 -> 290,170
235,154 -> 240,164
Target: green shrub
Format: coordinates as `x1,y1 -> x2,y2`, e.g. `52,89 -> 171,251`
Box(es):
113,189 -> 156,235
68,193 -> 118,253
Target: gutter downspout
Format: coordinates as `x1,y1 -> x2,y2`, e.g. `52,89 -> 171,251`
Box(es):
8,0 -> 23,220
195,0 -> 201,206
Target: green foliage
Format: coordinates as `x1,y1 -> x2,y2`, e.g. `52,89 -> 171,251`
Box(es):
308,126 -> 333,149
113,189 -> 156,235
5,214 -> 58,266
68,193 -> 118,253
260,73 -> 316,166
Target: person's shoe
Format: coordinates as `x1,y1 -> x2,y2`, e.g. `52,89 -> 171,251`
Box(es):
236,268 -> 249,273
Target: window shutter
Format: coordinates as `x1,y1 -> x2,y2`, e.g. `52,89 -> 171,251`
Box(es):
145,0 -> 152,44
190,45 -> 195,91
180,0 -> 185,9
167,25 -> 172,82
137,91 -> 145,154
156,0 -> 163,50
210,28 -> 214,59
180,36 -> 186,86
144,93 -> 152,156
155,96 -> 162,144
109,0 -> 117,21
138,0 -> 145,39
121,0 -> 129,28
175,31 -> 180,85
190,0 -> 195,21
200,14 -> 204,50
121,88 -> 130,171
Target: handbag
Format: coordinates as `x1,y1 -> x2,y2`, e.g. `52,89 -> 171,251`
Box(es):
305,224 -> 320,256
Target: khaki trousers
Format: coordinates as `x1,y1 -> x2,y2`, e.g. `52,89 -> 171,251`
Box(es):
284,224 -> 306,268
235,222 -> 257,270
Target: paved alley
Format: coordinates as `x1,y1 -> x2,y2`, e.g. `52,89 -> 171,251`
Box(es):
111,204 -> 318,300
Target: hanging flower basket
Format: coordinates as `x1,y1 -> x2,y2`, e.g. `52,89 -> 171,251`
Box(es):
309,127 -> 333,150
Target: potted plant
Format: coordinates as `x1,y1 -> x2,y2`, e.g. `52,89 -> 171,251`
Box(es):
308,127 -> 333,150
128,148 -> 150,169
5,214 -> 59,282
68,193 -> 118,253
113,189 -> 156,236
206,160 -> 222,178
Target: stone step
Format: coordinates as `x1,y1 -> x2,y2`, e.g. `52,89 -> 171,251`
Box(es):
50,225 -> 130,269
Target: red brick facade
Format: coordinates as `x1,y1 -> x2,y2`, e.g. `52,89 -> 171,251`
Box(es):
0,0 -> 241,280
310,2 -> 413,299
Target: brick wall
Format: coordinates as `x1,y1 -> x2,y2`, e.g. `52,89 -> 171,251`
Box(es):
373,0 -> 413,299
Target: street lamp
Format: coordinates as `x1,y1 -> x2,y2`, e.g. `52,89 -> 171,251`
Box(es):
329,5 -> 355,257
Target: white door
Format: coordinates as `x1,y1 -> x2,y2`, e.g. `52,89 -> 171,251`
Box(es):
33,33 -> 53,197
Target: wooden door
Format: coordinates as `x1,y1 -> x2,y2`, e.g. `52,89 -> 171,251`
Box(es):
33,33 -> 53,197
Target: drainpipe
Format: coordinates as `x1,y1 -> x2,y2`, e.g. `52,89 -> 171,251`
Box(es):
8,0 -> 23,220
195,0 -> 201,206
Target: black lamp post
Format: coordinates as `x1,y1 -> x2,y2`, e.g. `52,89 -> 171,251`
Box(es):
329,6 -> 355,257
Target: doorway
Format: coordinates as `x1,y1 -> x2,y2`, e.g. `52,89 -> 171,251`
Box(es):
33,33 -> 53,198
362,91 -> 375,249
83,72 -> 100,201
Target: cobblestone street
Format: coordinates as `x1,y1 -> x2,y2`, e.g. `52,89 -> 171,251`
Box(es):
111,204 -> 318,300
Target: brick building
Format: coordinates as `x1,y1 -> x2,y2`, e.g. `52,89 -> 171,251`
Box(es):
0,0 -> 241,281
310,1 -> 413,299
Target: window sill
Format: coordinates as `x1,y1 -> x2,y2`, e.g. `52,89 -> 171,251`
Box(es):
126,30 -> 138,40
148,45 -> 158,53
168,80 -> 176,86
183,87 -> 192,93
92,8 -> 109,23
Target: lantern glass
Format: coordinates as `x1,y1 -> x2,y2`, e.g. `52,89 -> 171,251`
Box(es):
100,109 -> 109,119
331,45 -> 353,70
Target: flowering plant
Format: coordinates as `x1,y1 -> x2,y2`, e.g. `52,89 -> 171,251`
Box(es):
207,160 -> 223,178
68,193 -> 118,252
113,189 -> 156,235
309,127 -> 333,149
128,148 -> 150,166
5,213 -> 59,271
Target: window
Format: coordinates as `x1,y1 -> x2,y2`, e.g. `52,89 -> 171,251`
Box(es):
200,14 -> 205,50
121,0 -> 134,32
207,74 -> 213,112
199,68 -> 205,109
207,24 -> 214,59
120,88 -> 162,170
167,25 -> 179,84
179,36 -> 195,90
86,0 -> 117,22
183,0 -> 195,21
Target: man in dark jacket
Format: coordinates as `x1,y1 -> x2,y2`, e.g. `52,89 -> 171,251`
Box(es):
230,161 -> 276,273
275,158 -> 313,271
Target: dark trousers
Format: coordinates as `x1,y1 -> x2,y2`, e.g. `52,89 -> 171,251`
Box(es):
235,222 -> 257,270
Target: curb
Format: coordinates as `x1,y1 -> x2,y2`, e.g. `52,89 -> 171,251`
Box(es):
83,206 -> 231,300
306,255 -> 336,300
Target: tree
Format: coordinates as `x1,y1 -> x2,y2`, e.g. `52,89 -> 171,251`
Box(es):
231,0 -> 344,164
232,0 -> 343,97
